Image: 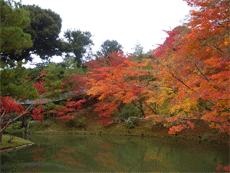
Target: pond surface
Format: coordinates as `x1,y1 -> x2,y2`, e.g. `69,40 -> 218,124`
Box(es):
1,134 -> 229,172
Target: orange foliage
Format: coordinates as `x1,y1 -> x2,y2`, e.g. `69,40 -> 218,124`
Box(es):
87,52 -> 156,125
152,0 -> 230,134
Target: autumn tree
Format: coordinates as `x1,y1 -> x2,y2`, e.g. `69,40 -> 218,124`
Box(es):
151,0 -> 230,134
86,52 -> 157,125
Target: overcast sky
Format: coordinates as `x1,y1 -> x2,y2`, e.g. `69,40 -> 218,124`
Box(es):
21,0 -> 191,64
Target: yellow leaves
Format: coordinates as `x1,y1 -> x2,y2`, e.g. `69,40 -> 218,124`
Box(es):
140,59 -> 151,67
224,39 -> 229,47
169,105 -> 181,115
146,92 -> 157,104
184,98 -> 199,112
217,99 -> 230,109
170,98 -> 198,115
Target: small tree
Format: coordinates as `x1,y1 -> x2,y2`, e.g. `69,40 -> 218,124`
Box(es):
132,41 -> 144,57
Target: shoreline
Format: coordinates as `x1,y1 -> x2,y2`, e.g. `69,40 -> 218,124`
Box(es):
30,130 -> 229,144
0,143 -> 35,153
1,130 -> 228,152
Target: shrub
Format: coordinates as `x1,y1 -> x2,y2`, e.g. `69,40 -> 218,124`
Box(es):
120,103 -> 140,120
43,122 -> 51,127
76,117 -> 86,127
44,102 -> 56,110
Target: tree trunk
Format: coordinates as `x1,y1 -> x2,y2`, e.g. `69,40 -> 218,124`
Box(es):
134,101 -> 145,117
0,117 -> 2,144
23,115 -> 29,134
0,131 -> 2,145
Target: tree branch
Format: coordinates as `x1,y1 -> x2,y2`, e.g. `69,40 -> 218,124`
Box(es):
170,72 -> 197,93
0,103 -> 35,133
195,63 -> 224,92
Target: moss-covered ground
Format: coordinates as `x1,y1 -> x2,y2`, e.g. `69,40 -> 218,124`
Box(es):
1,135 -> 33,150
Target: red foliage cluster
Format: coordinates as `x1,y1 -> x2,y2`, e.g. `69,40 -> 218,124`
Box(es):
0,96 -> 23,114
31,105 -> 45,120
40,70 -> 46,77
0,96 -> 25,131
216,164 -> 230,172
85,51 -> 130,69
34,80 -> 46,95
52,99 -> 87,121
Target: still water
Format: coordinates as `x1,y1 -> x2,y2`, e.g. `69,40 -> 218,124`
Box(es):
1,134 -> 229,172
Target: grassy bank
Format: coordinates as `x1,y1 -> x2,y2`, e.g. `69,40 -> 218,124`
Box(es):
1,135 -> 33,150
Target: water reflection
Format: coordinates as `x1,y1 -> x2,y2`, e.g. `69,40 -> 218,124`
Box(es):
1,135 -> 229,172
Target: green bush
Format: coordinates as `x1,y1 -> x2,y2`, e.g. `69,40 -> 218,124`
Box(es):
65,117 -> 86,128
112,103 -> 141,128
44,102 -> 56,110
76,117 -> 86,127
43,122 -> 51,127
120,103 -> 140,120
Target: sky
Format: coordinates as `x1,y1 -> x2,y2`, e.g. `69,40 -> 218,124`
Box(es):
20,0 -> 191,64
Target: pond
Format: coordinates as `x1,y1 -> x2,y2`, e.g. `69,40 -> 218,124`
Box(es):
1,134 -> 229,172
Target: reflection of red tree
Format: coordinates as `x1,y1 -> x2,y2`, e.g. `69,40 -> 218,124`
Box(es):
144,151 -> 168,170
98,142 -> 113,150
94,152 -> 118,171
50,148 -> 86,167
30,147 -> 44,162
59,149 -> 75,154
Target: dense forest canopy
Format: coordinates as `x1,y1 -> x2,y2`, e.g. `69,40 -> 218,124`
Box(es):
0,0 -> 229,146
